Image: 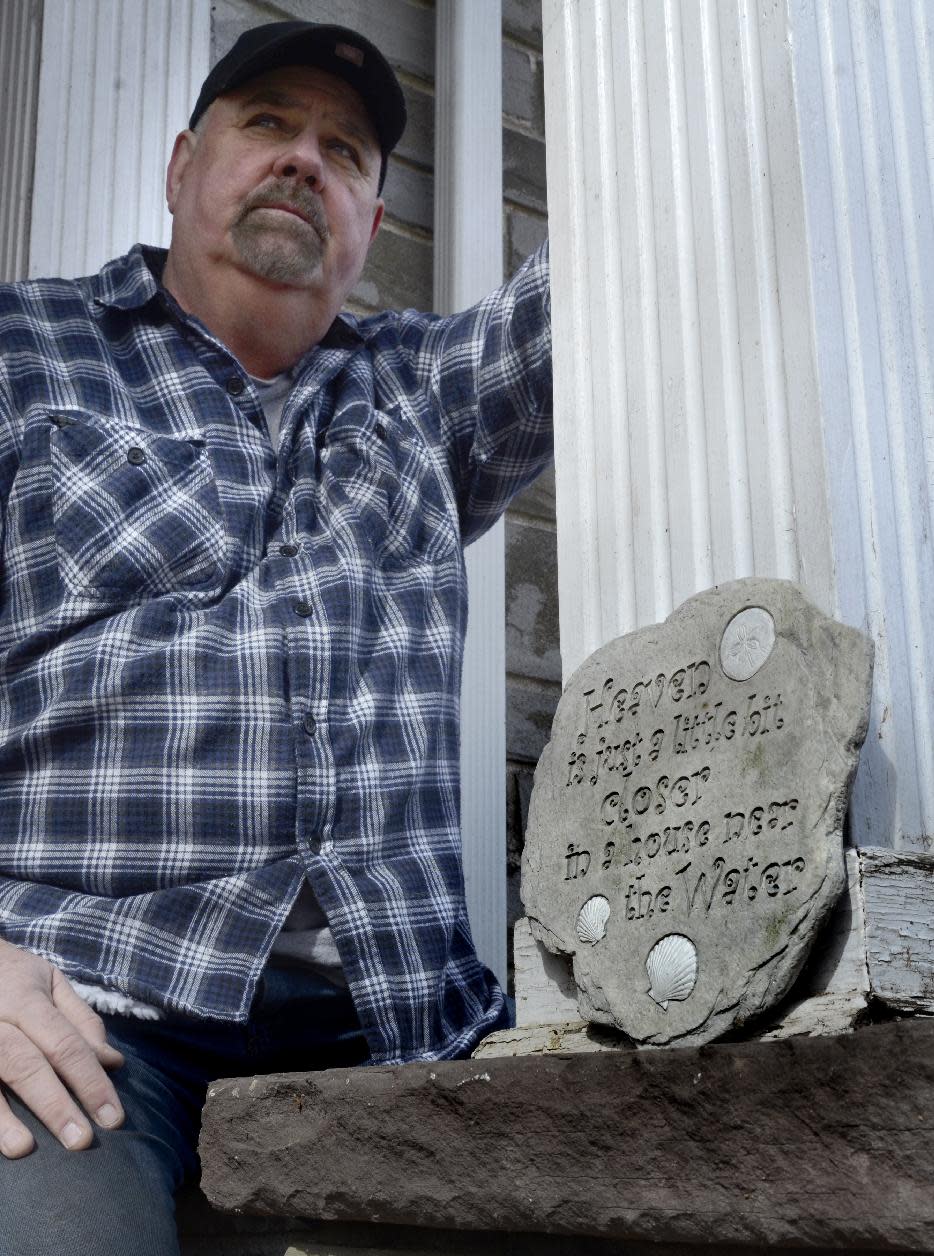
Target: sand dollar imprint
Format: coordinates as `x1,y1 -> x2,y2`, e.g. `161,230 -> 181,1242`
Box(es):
719,606 -> 776,681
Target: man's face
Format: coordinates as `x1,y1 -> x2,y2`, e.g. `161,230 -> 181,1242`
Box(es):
166,65 -> 384,304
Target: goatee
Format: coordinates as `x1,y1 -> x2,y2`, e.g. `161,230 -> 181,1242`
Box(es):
231,180 -> 329,283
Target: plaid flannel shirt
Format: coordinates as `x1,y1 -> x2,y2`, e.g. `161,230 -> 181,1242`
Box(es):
0,243 -> 552,1064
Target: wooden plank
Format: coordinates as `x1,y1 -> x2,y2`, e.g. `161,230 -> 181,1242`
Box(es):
513,916 -> 578,1025
863,848 -> 934,1012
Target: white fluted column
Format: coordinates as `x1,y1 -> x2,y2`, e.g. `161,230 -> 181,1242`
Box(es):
543,0 -> 934,849
29,0 -> 210,279
0,0 -> 43,283
434,0 -> 507,982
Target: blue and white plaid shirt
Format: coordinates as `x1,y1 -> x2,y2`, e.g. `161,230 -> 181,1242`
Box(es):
0,243 -> 551,1064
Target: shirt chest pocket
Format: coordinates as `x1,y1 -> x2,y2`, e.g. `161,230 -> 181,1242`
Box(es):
49,417 -> 227,599
320,405 -> 460,567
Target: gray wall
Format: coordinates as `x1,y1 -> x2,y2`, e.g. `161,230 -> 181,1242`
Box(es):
498,0 -> 555,989
211,0 -> 556,991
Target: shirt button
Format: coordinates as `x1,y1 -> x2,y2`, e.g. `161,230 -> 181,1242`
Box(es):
226,376 -> 245,397
126,446 -> 146,465
279,543 -> 299,558
293,599 -> 312,617
302,712 -> 317,737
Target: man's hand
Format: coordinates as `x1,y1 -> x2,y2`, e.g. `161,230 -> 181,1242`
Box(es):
0,939 -> 125,1157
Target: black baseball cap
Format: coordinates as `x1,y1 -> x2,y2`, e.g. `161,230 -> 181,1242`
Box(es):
188,21 -> 407,189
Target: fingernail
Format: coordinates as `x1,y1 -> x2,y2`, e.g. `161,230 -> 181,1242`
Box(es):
96,1103 -> 120,1128
61,1120 -> 84,1149
1,1128 -> 33,1157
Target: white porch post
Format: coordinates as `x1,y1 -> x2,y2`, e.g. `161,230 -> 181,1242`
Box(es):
434,0 -> 507,982
0,0 -> 43,283
542,0 -> 934,850
29,0 -> 210,279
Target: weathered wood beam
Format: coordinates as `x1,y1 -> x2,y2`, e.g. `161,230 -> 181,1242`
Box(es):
199,1020 -> 934,1251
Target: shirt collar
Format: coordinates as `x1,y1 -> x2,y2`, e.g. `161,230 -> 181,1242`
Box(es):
91,244 -> 164,311
91,244 -> 365,351
320,316 -> 363,350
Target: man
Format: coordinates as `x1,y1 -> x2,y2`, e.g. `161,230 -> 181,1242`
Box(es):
0,20 -> 551,1254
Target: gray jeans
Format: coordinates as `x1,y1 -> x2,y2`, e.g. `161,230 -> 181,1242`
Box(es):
0,965 -> 368,1256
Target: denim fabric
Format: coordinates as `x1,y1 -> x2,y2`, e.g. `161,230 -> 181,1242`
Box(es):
0,965 -> 368,1256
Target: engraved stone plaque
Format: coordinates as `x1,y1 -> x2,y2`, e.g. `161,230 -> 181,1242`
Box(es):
520,578 -> 873,1048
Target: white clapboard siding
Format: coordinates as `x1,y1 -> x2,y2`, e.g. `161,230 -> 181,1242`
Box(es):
29,0 -> 210,279
435,0 -> 508,986
542,0 -> 934,850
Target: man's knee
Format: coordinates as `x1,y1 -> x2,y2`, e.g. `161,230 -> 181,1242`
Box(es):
1,1118 -> 180,1256
0,1055 -> 192,1256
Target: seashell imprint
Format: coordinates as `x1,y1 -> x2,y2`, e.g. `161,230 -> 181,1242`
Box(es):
576,895 -> 610,945
645,934 -> 698,1011
719,606 -> 776,681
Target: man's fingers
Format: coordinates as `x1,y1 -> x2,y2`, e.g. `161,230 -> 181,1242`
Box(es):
0,940 -> 125,1145
0,1023 -> 97,1151
0,1088 -> 35,1159
7,1000 -> 125,1136
50,973 -> 125,1067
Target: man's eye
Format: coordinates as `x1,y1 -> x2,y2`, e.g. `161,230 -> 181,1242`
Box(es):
328,139 -> 359,163
247,113 -> 282,130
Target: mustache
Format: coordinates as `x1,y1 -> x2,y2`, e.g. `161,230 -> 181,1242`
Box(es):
238,181 -> 329,238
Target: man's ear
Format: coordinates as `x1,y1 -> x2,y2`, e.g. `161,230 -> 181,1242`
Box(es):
369,200 -> 384,244
165,130 -> 197,214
